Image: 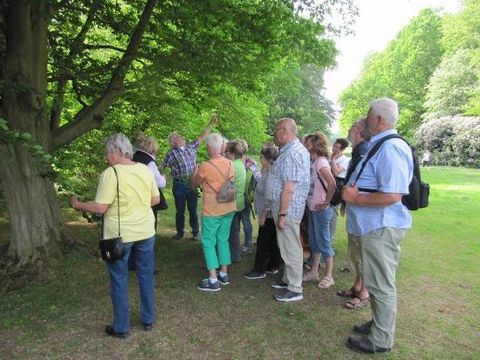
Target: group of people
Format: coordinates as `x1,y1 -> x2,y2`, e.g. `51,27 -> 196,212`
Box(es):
70,97 -> 414,355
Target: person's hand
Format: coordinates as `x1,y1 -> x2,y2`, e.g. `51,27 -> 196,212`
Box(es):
70,196 -> 79,210
342,185 -> 359,204
258,212 -> 266,226
278,215 -> 286,230
314,202 -> 329,211
209,114 -> 219,126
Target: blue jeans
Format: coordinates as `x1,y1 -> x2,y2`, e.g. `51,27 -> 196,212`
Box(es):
239,205 -> 253,249
106,236 -> 156,334
307,208 -> 334,258
173,178 -> 199,236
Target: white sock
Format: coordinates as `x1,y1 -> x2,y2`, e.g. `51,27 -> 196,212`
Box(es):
209,277 -> 217,284
219,271 -> 227,278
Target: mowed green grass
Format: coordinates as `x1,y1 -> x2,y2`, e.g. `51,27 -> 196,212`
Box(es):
0,166 -> 479,359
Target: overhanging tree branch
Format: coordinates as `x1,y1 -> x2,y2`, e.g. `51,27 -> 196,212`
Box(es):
53,0 -> 158,148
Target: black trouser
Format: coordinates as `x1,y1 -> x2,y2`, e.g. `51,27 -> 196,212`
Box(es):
253,218 -> 281,273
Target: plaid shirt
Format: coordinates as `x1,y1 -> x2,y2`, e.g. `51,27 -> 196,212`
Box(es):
266,139 -> 310,220
162,140 -> 199,178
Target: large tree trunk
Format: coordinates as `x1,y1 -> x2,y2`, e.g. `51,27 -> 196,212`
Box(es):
0,145 -> 63,265
1,0 -> 63,265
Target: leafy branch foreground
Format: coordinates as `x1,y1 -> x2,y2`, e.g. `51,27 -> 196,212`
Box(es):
0,167 -> 479,359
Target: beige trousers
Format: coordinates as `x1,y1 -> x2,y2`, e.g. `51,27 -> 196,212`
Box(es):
273,215 -> 303,293
361,227 -> 408,349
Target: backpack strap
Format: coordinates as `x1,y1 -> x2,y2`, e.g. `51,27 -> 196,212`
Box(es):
203,161 -> 233,194
353,134 -> 409,192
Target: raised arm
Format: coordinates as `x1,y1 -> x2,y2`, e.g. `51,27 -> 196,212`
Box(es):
197,114 -> 219,143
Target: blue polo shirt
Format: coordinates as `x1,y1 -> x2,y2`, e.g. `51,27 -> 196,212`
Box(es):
346,129 -> 413,236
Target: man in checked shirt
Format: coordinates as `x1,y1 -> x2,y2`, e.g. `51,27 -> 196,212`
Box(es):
162,114 -> 218,240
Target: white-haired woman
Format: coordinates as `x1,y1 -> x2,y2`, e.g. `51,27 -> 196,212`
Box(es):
192,133 -> 236,292
70,133 -> 160,338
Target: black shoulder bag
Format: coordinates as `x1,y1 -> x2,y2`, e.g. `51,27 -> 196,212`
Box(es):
99,166 -> 125,262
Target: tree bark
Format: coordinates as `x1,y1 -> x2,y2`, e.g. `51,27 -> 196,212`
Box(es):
1,0 -> 62,265
0,144 -> 63,265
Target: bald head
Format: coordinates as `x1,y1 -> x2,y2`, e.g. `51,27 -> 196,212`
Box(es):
274,118 -> 298,147
278,118 -> 298,135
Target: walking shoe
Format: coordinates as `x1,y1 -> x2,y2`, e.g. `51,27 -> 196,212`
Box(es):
241,246 -> 253,256
192,234 -> 201,241
274,289 -> 303,302
217,273 -> 231,285
197,279 -> 221,292
105,325 -> 128,339
347,336 -> 391,354
243,270 -> 266,280
271,280 -> 288,289
353,320 -> 373,335
171,233 -> 183,240
143,323 -> 153,331
265,268 -> 279,275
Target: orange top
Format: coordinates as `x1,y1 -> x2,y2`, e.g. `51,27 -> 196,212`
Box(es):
197,157 -> 237,216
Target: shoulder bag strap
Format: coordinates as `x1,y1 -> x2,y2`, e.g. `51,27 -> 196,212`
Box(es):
101,166 -> 121,237
353,134 -> 402,190
203,161 -> 233,194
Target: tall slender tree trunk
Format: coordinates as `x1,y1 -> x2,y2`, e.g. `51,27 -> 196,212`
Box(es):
1,0 -> 63,265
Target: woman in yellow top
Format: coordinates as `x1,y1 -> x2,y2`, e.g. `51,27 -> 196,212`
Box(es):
70,133 -> 159,338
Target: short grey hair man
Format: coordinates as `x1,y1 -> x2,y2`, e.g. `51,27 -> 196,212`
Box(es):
369,98 -> 399,127
105,133 -> 134,159
206,133 -> 223,152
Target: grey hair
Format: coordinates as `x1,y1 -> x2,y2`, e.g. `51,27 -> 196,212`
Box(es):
352,118 -> 371,141
206,133 -> 223,151
105,133 -> 134,159
168,132 -> 180,146
369,98 -> 399,127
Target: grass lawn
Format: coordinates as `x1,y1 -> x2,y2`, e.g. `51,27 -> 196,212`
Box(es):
0,166 -> 479,359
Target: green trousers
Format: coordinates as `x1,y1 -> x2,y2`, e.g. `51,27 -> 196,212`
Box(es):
361,227 -> 408,349
201,213 -> 235,270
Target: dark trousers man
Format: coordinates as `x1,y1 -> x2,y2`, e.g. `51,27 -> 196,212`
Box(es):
173,178 -> 199,238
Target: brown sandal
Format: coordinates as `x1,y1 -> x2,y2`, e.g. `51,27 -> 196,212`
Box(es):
344,295 -> 370,310
336,287 -> 357,298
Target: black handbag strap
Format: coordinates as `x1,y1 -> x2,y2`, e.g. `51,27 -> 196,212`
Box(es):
353,134 -> 404,192
101,166 -> 121,239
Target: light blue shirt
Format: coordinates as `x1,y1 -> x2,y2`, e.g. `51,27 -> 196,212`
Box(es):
346,129 -> 413,236
266,139 -> 310,220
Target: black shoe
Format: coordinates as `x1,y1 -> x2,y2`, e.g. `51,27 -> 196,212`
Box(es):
143,323 -> 153,331
274,289 -> 303,302
265,268 -> 279,275
172,233 -> 183,240
217,273 -> 231,285
105,325 -> 128,339
243,270 -> 266,280
347,336 -> 391,354
271,280 -> 288,289
353,320 -> 373,335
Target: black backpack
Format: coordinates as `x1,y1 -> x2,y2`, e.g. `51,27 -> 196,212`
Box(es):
353,134 -> 429,211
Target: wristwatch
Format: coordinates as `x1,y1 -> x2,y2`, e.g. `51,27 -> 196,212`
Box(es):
279,213 -> 287,217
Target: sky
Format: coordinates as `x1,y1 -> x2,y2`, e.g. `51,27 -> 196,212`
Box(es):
324,0 -> 462,132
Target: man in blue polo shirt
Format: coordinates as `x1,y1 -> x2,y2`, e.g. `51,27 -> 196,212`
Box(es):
342,98 -> 413,354
162,115 -> 218,240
